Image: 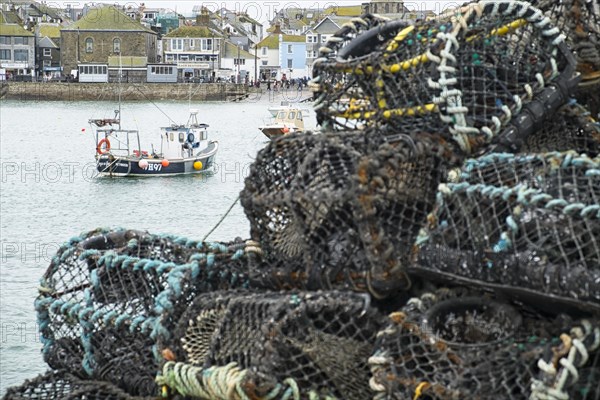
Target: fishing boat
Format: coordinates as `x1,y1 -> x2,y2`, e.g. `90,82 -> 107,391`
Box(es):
259,103 -> 308,140
92,109 -> 218,177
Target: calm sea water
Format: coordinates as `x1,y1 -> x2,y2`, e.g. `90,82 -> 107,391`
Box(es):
0,90 -> 315,394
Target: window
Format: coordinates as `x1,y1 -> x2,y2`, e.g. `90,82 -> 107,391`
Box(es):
306,50 -> 316,58
262,60 -> 267,65
321,35 -> 329,43
14,36 -> 29,45
189,39 -> 195,48
85,37 -> 93,53
13,49 -> 28,62
43,60 -> 51,67
287,59 -> 293,68
261,46 -> 268,56
287,44 -> 293,53
171,38 -> 183,51
234,58 -> 245,65
385,3 -> 390,13
0,49 -> 10,60
43,48 -> 52,57
288,111 -> 296,119
200,38 -> 212,51
306,35 -> 317,43
0,37 -> 10,44
113,38 -> 121,53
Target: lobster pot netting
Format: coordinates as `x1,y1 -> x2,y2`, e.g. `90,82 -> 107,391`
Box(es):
156,291 -> 382,400
525,0 -> 600,81
521,102 -> 600,155
2,370 -> 151,400
35,228 -> 259,396
413,152 -> 600,314
369,288 -> 600,400
524,0 -> 600,116
312,1 -> 578,155
241,130 -> 458,298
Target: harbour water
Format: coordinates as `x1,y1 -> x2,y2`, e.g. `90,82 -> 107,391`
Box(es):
0,89 -> 314,394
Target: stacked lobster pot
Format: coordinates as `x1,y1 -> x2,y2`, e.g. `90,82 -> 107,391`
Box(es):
4,1 -> 600,399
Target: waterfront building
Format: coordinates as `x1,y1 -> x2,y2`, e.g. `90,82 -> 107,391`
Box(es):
60,5 -> 157,77
256,30 -> 306,82
0,12 -> 35,79
36,23 -> 61,79
304,16 -> 352,77
162,25 -> 224,82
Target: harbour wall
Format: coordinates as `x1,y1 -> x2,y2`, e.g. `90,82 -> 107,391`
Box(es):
1,82 -> 251,102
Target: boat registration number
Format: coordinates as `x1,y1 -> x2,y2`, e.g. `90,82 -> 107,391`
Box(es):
145,164 -> 162,171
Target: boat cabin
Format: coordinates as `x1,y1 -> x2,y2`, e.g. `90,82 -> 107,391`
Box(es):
160,110 -> 210,159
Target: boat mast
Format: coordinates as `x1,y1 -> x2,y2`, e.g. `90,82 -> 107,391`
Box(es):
118,53 -> 122,130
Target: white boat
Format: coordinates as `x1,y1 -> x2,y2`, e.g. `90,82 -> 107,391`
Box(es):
259,104 -> 309,140
92,109 -> 218,177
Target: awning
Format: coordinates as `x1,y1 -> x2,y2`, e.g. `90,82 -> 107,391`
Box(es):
183,68 -> 194,73
43,66 -> 63,71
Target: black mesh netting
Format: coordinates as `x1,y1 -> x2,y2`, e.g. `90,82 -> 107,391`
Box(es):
312,0 -> 579,154
413,151 -> 600,314
240,130 -> 459,298
370,287 -> 600,399
34,228 -> 257,396
156,291 -> 382,399
2,370 -> 152,400
524,0 -> 600,117
522,102 -> 600,155
4,0 -> 600,399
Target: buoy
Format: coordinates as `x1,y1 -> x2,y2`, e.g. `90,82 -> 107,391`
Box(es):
193,161 -> 203,170
161,159 -> 170,167
139,159 -> 149,169
282,126 -> 290,134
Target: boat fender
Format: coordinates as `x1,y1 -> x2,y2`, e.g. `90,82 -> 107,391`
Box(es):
96,138 -> 111,154
281,126 -> 290,134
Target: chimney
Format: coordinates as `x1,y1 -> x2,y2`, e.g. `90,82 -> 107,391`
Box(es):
196,7 -> 210,26
272,23 -> 282,34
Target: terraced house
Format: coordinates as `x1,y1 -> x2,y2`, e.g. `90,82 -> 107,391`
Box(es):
0,11 -> 35,79
60,5 -> 157,82
162,25 -> 223,82
36,23 -> 61,80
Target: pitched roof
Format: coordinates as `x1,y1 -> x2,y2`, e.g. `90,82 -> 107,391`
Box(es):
323,5 -> 362,17
0,23 -> 34,36
28,3 -> 62,20
38,36 -> 58,48
223,41 -> 255,58
256,34 -> 304,48
0,10 -> 23,24
164,25 -> 221,38
38,23 -> 61,38
238,14 -> 262,26
62,6 -> 155,33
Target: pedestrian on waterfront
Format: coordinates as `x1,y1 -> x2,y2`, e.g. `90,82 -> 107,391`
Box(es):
267,81 -> 271,91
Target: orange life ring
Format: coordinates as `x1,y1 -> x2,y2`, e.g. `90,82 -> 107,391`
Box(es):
97,138 -> 111,154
